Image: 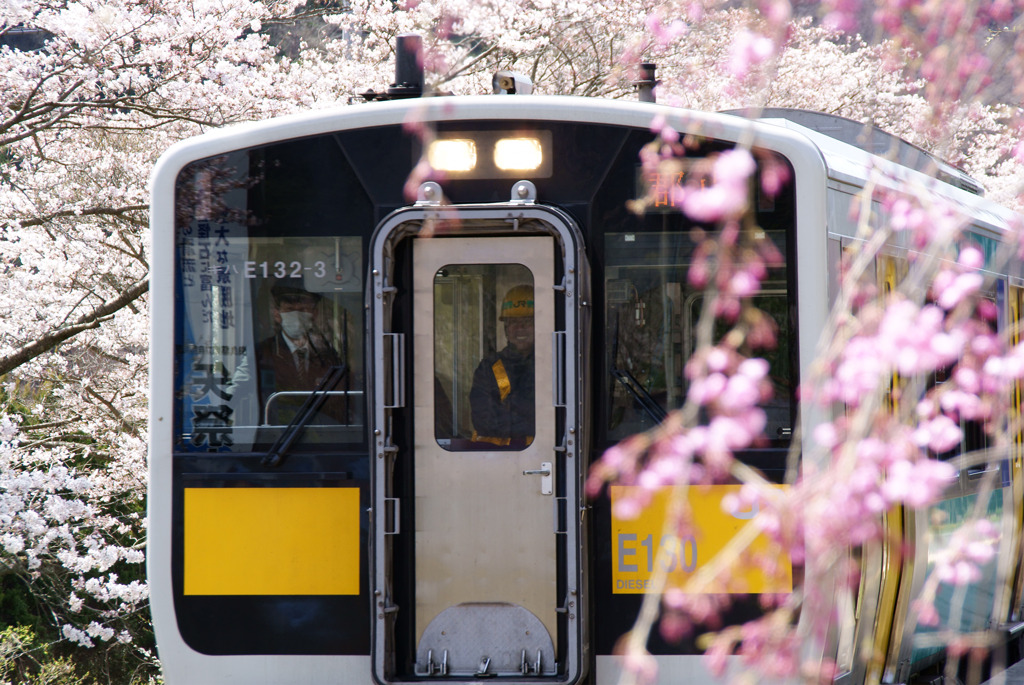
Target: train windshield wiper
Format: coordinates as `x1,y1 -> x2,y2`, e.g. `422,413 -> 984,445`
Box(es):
610,307 -> 668,425
611,367 -> 668,424
262,363 -> 348,467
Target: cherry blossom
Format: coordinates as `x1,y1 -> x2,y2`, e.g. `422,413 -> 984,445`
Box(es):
586,0 -> 1024,681
3,0 -> 1024,680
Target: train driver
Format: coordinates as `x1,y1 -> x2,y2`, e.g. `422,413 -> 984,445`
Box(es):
256,278 -> 346,424
469,284 -> 536,447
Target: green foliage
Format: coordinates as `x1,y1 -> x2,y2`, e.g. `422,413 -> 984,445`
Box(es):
0,576 -> 44,636
0,383 -> 158,684
0,624 -> 161,685
0,626 -> 86,685
0,605 -> 160,684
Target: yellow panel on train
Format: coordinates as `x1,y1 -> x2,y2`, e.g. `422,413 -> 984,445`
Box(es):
611,484 -> 792,594
184,487 -> 360,595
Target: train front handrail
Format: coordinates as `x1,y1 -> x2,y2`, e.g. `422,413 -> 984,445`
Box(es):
263,390 -> 364,426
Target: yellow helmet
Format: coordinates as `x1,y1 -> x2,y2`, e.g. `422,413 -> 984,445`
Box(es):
500,284 -> 534,319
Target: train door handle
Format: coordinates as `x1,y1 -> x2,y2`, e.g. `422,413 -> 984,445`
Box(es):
523,462 -> 553,495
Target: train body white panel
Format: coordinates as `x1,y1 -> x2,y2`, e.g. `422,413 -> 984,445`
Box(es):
161,653 -> 370,685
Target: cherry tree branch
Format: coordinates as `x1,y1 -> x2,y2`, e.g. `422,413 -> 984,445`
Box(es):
0,277 -> 149,377
14,204 -> 148,229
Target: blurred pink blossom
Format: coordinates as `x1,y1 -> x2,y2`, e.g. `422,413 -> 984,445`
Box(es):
645,12 -> 688,46
728,30 -> 776,78
882,459 -> 955,507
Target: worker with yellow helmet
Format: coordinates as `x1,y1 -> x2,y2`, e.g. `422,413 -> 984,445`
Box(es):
469,284 -> 535,447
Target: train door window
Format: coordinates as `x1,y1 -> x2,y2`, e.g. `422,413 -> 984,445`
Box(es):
917,267 -> 1002,481
433,264 -> 535,450
174,231 -> 365,452
907,280 -> 1007,673
960,286 -> 1003,485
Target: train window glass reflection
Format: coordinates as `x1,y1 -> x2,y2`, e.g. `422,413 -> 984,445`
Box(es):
932,289 -> 1003,483
604,231 -> 791,444
605,232 -> 690,440
175,234 -> 364,452
434,264 -> 535,451
684,290 -> 793,442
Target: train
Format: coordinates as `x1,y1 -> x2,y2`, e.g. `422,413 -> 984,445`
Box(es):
148,38 -> 1024,685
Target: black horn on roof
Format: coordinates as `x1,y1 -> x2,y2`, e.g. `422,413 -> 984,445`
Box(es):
387,34 -> 424,99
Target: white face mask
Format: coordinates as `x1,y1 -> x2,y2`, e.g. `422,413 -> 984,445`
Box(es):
280,310 -> 314,339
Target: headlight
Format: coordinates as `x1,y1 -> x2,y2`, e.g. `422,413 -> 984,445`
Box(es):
494,138 -> 544,172
427,139 -> 478,173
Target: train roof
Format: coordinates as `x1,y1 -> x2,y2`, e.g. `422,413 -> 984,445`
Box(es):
743,110 -> 1018,234
154,94 -> 815,168
153,95 -> 1017,232
723,108 -> 984,195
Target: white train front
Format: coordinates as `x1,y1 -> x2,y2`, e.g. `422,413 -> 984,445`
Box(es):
148,84 -> 1024,685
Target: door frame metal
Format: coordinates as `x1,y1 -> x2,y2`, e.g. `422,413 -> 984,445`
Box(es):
368,181 -> 590,685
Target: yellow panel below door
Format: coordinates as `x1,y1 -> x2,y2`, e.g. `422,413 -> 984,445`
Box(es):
184,487 -> 360,595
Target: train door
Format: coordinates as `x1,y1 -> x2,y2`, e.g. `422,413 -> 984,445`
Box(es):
414,236 -> 557,659
370,191 -> 588,685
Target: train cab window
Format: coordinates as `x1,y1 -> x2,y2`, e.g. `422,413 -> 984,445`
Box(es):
434,264 -> 536,450
174,233 -> 365,452
684,289 -> 793,441
604,231 -> 792,445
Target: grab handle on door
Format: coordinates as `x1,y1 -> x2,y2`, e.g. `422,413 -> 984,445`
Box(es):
552,331 -> 566,408
523,462 -> 553,495
383,333 -> 405,408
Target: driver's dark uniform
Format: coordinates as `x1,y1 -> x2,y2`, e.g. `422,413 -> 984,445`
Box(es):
256,333 -> 345,424
469,346 -> 534,446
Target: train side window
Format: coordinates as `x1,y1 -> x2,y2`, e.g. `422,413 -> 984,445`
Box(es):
434,264 -> 535,450
935,290 -> 1001,482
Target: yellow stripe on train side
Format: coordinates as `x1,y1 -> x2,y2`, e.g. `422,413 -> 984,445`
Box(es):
611,484 -> 792,594
184,487 -> 361,596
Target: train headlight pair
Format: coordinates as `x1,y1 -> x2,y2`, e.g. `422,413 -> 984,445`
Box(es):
426,134 -> 549,177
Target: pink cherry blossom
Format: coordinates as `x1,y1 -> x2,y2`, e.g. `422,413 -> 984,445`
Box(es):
681,149 -> 756,222
5,0 -> 1024,678
727,29 -> 776,79
882,459 -> 956,507
645,11 -> 689,46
